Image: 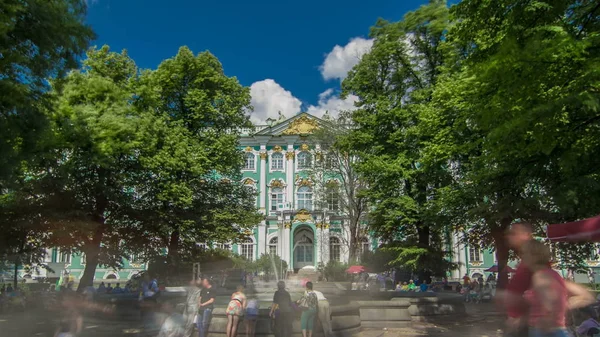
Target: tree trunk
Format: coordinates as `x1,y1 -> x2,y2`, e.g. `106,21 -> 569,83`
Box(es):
166,228 -> 180,281
13,260 -> 19,289
416,224 -> 431,283
417,225 -> 430,248
78,250 -> 100,292
348,220 -> 359,262
493,218 -> 512,290
76,223 -> 105,292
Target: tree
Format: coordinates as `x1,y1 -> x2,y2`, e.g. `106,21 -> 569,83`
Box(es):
132,46 -> 261,277
426,0 -> 600,287
39,46 -> 145,291
308,112 -> 369,261
342,0 -> 454,281
0,0 -> 94,182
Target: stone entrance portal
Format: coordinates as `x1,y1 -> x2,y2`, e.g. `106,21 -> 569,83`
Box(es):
293,227 -> 314,270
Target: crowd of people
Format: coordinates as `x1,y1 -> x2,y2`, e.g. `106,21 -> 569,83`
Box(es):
167,277 -> 333,337
457,274 -> 495,303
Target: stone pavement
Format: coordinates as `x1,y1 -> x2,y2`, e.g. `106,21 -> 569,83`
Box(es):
0,301 -> 506,337
355,302 -> 505,337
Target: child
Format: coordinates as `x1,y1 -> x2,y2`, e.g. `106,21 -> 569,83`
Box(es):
245,297 -> 259,337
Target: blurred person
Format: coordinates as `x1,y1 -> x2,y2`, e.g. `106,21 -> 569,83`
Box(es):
183,279 -> 201,337
522,240 -> 594,337
420,281 -> 428,293
197,277 -> 215,337
225,285 -> 246,337
270,281 -> 293,337
504,222 -> 535,337
54,293 -> 83,337
407,280 -> 416,291
395,282 -> 402,291
158,302 -> 185,337
112,283 -> 123,294
313,288 -> 332,337
98,282 -> 106,293
463,274 -> 471,286
245,296 -> 259,337
298,281 -> 318,337
577,307 -> 600,336
401,282 -> 409,291
106,283 -> 113,293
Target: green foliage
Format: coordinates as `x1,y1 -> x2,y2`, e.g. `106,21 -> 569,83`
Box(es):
342,0 -> 455,279
323,260 -> 348,282
0,0 -> 94,182
360,249 -> 396,273
249,254 -> 288,281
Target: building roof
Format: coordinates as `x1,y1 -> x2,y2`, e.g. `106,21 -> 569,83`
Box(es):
246,112 -> 324,137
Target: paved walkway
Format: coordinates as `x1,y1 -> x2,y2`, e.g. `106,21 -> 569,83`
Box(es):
0,301 -> 506,337
356,302 -> 505,337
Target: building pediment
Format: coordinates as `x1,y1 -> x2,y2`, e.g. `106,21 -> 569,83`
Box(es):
254,113 -> 322,136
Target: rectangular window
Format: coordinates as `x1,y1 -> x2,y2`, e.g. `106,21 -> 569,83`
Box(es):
59,251 -> 71,264
297,153 -> 312,170
326,190 -> 339,211
271,153 -> 284,170
297,187 -> 313,210
241,243 -> 254,261
330,244 -> 340,262
469,246 -> 483,262
271,190 -> 284,211
244,153 -> 255,170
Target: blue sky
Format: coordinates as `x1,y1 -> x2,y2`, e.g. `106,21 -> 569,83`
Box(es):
86,0 -> 431,123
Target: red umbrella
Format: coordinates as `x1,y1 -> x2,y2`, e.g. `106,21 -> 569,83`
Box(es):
484,265 -> 516,273
346,265 -> 367,274
547,215 -> 600,242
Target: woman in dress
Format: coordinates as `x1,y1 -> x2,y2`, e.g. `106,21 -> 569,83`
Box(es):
225,285 -> 246,337
298,281 -> 318,337
521,240 -> 594,337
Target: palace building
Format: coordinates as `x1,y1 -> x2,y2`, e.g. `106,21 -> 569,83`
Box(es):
229,112 -> 376,271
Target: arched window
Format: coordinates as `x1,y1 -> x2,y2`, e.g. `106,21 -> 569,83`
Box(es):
270,187 -> 284,211
297,152 -> 312,169
269,237 -> 278,256
244,153 -> 255,170
297,186 -> 313,210
241,238 -> 254,261
361,237 -> 370,254
330,237 -> 341,262
271,152 -> 284,170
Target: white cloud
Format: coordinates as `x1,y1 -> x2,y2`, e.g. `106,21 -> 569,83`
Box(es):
305,88 -> 358,119
249,79 -> 358,124
320,37 -> 373,82
249,79 -> 302,124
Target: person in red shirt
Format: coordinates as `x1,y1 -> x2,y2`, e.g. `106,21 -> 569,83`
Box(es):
505,222 -> 534,337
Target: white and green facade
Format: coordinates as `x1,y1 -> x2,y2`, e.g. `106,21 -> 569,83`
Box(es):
227,112 -> 376,271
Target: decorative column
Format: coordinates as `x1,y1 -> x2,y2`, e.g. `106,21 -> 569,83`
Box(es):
452,232 -> 463,280
258,220 -> 266,256
322,224 -> 330,265
285,144 -> 295,208
259,147 -> 267,210
284,222 -> 292,271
